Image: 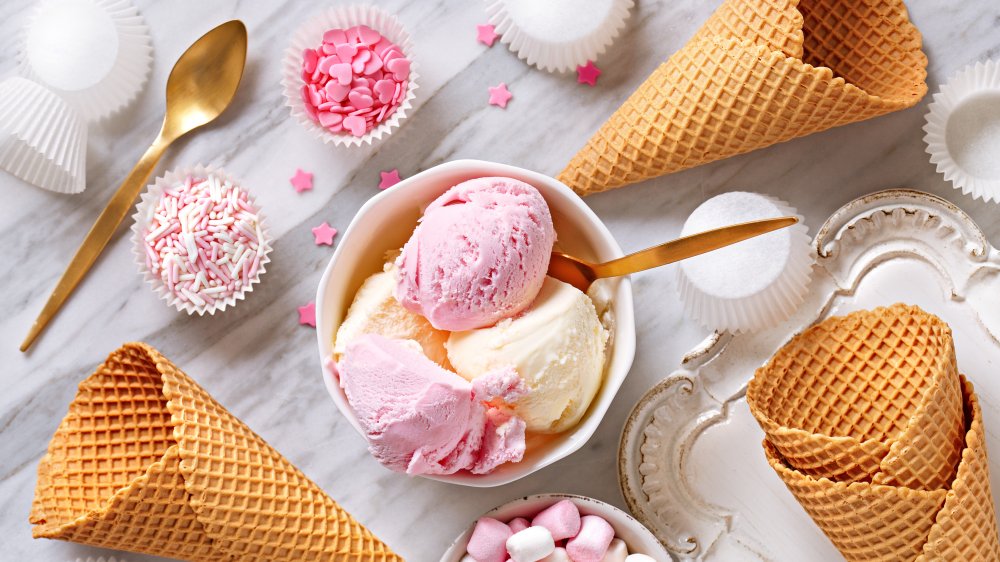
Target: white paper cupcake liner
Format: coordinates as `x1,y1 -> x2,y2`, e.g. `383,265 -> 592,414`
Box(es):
21,0 -> 153,122
281,4 -> 419,147
0,77 -> 87,194
924,60 -> 1000,203
676,192 -> 814,334
130,164 -> 273,316
485,0 -> 634,73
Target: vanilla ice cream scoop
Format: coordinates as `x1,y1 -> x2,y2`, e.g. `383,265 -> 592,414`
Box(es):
334,267 -> 451,368
447,276 -> 608,433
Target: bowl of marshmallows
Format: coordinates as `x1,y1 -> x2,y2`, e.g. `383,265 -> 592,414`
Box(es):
441,494 -> 669,562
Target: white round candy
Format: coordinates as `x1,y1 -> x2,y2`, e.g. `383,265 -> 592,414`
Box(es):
507,526 -> 556,562
26,0 -> 119,91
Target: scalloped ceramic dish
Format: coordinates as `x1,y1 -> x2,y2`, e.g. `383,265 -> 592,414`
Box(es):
619,189 -> 1000,561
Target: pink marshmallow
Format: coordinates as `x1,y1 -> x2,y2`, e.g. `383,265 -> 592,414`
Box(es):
508,517 -> 531,534
468,517 -> 514,562
566,515 -> 615,562
531,499 -> 581,541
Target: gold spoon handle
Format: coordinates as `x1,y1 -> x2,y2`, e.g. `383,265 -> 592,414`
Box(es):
20,132 -> 170,351
593,216 -> 799,278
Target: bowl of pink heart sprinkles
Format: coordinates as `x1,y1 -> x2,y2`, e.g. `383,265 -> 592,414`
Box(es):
282,5 -> 418,147
131,165 -> 273,315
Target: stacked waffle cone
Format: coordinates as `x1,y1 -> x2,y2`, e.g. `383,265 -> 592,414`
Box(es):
30,342 -> 402,561
746,304 -> 1000,561
558,0 -> 928,195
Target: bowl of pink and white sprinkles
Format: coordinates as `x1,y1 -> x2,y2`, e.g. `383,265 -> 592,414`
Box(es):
131,165 -> 272,315
282,4 -> 418,147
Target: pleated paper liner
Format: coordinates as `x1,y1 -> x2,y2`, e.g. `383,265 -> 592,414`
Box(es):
30,342 -> 403,561
130,164 -> 273,315
21,0 -> 152,121
281,4 -> 419,147
675,193 -> 814,334
762,376 -> 999,562
924,59 -> 1000,203
557,0 -> 928,195
0,77 -> 87,194
747,304 -> 965,490
484,0 -> 634,73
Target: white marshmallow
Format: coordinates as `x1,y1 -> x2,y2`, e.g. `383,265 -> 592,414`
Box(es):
540,547 -> 572,562
624,555 -> 658,562
460,555 -> 477,562
601,538 -> 628,562
506,526 -> 556,562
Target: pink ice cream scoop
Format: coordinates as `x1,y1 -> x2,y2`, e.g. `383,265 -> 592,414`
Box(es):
395,177 -> 556,331
337,334 -> 527,475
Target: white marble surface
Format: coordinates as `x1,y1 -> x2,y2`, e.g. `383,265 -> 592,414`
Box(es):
1,0 -> 998,560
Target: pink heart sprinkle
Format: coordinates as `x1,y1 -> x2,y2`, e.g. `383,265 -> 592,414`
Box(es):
349,91 -> 374,109
302,49 -> 318,74
373,37 -> 394,56
382,47 -> 402,63
317,55 -> 337,75
335,43 -> 358,61
318,111 -> 344,128
307,84 -> 322,107
354,49 -> 371,65
323,29 -> 347,45
325,81 -> 351,102
351,77 -> 368,89
386,58 -> 410,81
363,52 -> 383,75
373,79 -> 395,104
321,42 -> 337,56
331,63 -> 353,85
343,115 -> 367,136
357,25 -> 381,45
352,58 -> 366,74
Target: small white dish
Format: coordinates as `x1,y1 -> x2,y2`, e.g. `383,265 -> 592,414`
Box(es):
924,60 -> 1000,202
439,494 -> 670,561
314,159 -> 635,487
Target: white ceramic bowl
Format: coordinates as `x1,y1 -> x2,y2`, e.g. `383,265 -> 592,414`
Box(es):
440,494 -> 670,561
314,159 -> 636,486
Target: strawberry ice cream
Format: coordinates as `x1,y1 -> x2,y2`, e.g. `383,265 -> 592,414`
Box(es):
395,177 -> 556,331
337,334 -> 527,475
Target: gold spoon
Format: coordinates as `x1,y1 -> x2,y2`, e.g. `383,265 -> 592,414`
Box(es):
548,216 -> 799,291
21,20 -> 249,352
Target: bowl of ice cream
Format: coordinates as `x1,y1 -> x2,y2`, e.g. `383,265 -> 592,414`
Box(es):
315,159 -> 635,486
440,494 -> 670,561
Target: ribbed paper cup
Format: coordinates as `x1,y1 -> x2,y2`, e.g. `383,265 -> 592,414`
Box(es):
0,77 -> 87,194
924,60 -> 1000,203
485,0 -> 634,73
281,4 -> 419,147
676,192 -> 814,333
130,164 -> 273,315
21,0 -> 152,122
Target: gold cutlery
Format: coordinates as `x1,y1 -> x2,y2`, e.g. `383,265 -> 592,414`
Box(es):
548,216 -> 799,291
21,20 -> 248,351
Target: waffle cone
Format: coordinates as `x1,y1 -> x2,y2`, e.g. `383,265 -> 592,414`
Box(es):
747,304 -> 964,490
29,342 -> 402,561
557,0 -> 928,195
763,376 -> 999,561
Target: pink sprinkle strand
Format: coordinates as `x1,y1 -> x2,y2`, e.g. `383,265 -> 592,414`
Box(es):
301,25 -> 410,137
143,175 -> 265,308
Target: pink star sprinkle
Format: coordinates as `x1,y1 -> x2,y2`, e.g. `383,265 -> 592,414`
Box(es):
476,24 -> 498,47
290,169 -> 313,193
577,60 -> 602,86
311,222 -> 338,246
488,83 -> 513,108
298,302 -> 316,327
379,169 -> 402,189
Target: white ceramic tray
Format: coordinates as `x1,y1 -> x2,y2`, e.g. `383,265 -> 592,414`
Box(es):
619,189 -> 1000,561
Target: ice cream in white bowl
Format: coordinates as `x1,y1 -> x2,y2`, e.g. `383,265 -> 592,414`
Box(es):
314,160 -> 635,486
440,494 -> 670,561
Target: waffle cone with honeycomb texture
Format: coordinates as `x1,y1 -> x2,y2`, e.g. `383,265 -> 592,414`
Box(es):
763,376 -> 999,561
747,304 -> 965,490
29,342 -> 402,561
557,0 -> 928,195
